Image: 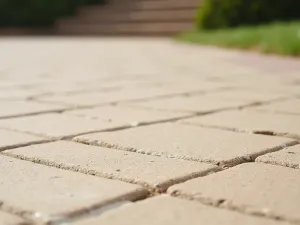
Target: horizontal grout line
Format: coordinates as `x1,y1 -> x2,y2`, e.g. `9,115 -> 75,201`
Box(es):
0,108 -> 71,120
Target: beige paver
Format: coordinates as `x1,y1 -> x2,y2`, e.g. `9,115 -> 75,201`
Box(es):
183,110 -> 300,138
73,196 -> 288,225
66,105 -> 189,125
253,98 -> 300,115
169,163 -> 300,222
0,113 -> 121,139
0,211 -> 28,225
126,95 -> 254,113
256,144 -> 300,169
0,100 -> 68,119
0,129 -> 44,151
203,88 -> 289,102
4,141 -> 216,191
36,85 -> 205,107
73,123 -> 294,167
0,89 -> 45,100
0,155 -> 147,222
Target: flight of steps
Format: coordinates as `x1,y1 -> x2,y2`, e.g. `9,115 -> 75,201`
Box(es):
55,0 -> 200,36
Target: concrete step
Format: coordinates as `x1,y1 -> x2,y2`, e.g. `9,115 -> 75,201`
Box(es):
79,0 -> 200,14
56,21 -> 194,35
77,9 -> 196,23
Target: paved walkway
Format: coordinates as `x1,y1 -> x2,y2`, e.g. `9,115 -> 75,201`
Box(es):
0,37 -> 300,225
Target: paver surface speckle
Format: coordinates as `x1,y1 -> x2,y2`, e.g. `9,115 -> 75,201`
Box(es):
0,38 -> 299,225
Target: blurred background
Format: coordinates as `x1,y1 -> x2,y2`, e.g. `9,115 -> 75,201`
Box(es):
0,0 -> 299,55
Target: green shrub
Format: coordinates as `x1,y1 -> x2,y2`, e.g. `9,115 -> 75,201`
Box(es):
0,0 -> 106,27
196,0 -> 300,29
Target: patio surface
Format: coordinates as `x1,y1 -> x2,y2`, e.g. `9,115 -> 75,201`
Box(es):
0,37 -> 300,225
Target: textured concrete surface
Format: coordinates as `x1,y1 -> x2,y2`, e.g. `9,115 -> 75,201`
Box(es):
253,98 -> 300,115
0,100 -> 68,119
74,123 -> 294,166
256,144 -> 300,169
0,113 -> 120,139
183,110 -> 300,138
0,155 -> 147,223
126,95 -> 253,113
66,105 -> 189,125
0,211 -> 28,225
3,141 -> 217,191
0,38 -> 300,225
0,129 -> 44,151
169,163 -> 300,222
73,196 -> 289,225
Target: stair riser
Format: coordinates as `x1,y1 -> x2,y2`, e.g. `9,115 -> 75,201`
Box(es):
56,22 -> 194,35
78,9 -> 196,23
79,0 -> 200,14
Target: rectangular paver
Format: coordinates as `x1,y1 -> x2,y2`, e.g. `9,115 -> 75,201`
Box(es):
0,100 -> 68,119
0,129 -> 44,151
66,105 -> 189,125
183,110 -> 300,138
256,144 -> 300,169
0,155 -> 147,223
169,163 -> 300,223
0,113 -> 121,139
4,141 -> 217,191
0,211 -> 28,225
73,196 -> 288,225
125,95 -> 254,113
203,88 -> 289,102
253,98 -> 300,115
36,85 -> 200,107
73,123 -> 295,167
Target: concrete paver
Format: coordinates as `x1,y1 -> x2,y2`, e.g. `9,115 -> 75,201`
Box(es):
66,105 -> 189,125
0,129 -> 44,151
36,84 -> 211,107
74,123 -> 295,167
4,141 -> 217,191
169,163 -> 300,222
0,113 -> 121,139
0,155 -> 147,223
0,211 -> 28,225
183,110 -> 300,138
73,196 -> 288,225
256,144 -> 300,169
0,100 -> 68,119
201,89 -> 289,102
252,98 -> 300,115
125,95 -> 255,113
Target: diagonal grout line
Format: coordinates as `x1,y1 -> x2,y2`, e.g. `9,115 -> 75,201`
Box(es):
0,201 -> 37,225
0,108 -> 72,120
50,201 -> 132,225
0,139 -> 53,153
0,186 -> 148,225
169,192 -> 300,225
181,121 -> 300,141
28,86 -> 232,111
